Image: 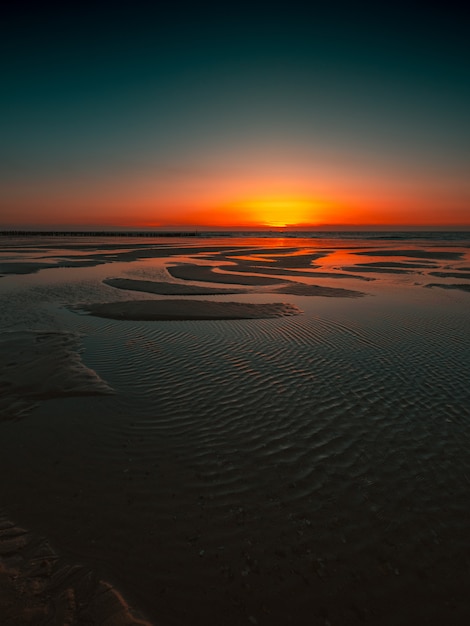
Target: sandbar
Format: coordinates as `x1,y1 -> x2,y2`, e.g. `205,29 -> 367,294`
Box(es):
104,277 -> 247,295
167,264 -> 285,285
425,283 -> 470,293
0,331 -> 113,420
428,271 -> 470,279
354,249 -> 463,260
0,261 -> 56,275
221,263 -> 371,280
275,283 -> 366,297
354,261 -> 438,268
76,299 -> 302,320
225,252 -> 330,268
0,259 -> 110,275
341,266 -> 413,274
216,263 -> 321,278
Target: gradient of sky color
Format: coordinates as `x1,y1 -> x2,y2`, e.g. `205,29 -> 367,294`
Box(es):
1,4 -> 469,229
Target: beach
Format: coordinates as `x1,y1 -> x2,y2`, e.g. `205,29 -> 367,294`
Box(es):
1,232 -> 470,625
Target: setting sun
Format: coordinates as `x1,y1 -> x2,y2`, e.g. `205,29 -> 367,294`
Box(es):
229,197 -> 322,228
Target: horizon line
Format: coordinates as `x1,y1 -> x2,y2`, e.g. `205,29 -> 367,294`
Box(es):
1,224 -> 470,236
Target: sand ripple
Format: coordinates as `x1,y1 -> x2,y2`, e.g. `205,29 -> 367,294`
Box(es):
75,299 -> 301,320
67,297 -> 469,624
0,331 -> 112,420
2,237 -> 470,624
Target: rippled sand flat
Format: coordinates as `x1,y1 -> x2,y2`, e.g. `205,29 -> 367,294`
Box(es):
104,277 -> 247,295
0,331 -> 113,420
0,233 -> 469,625
76,299 -> 301,320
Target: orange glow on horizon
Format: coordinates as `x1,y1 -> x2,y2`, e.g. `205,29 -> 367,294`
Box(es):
1,174 -> 469,229
225,196 -> 325,228
120,193 -> 470,230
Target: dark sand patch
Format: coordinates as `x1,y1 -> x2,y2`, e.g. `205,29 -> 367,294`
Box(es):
222,263 -> 373,280
76,299 -> 301,320
221,263 -> 320,277
0,517 -> 151,625
271,252 -> 332,267
55,258 -> 108,268
354,261 -> 438,269
341,266 -> 413,274
0,259 -> 111,275
116,245 -> 240,263
227,252 -> 330,268
428,271 -> 470,279
425,283 -> 470,293
309,271 -> 374,281
0,245 -> 249,276
167,264 -> 285,285
353,249 -> 464,260
0,332 -> 113,420
104,277 -> 247,295
275,283 -> 366,297
219,247 -> 302,256
0,262 -> 57,275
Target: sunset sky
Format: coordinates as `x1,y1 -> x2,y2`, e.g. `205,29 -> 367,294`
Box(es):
1,4 -> 469,229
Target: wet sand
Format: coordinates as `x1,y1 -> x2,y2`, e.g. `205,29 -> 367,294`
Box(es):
1,233 -> 470,625
426,283 -> 470,293
0,517 -> 150,625
103,277 -> 365,300
0,261 -> 57,275
275,283 -> 365,297
353,248 -> 464,260
428,271 -> 470,279
168,263 -> 286,285
104,277 -> 248,295
0,331 -> 113,420
77,299 -> 301,320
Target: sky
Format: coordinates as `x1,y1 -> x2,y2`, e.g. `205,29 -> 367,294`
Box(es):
1,3 -> 469,229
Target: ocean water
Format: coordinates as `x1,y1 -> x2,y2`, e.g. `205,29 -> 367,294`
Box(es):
203,230 -> 470,242
0,233 -> 469,625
